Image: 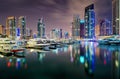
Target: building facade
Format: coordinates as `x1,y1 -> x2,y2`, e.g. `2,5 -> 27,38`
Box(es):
72,15 -> 80,40
112,0 -> 120,35
84,4 -> 95,38
6,16 -> 16,39
50,28 -> 62,39
0,24 -> 5,35
60,29 -> 62,39
80,20 -> 85,38
18,16 -> 26,39
37,18 -> 45,38
100,19 -> 112,36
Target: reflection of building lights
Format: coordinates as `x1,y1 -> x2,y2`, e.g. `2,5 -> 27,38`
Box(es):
85,62 -> 88,68
64,47 -> 68,52
16,61 -> 20,69
71,57 -> 74,62
80,56 -> 85,64
89,69 -> 92,73
115,60 -> 119,67
104,60 -> 106,65
9,59 -> 12,62
7,62 -> 11,67
52,49 -> 58,54
69,45 -> 72,52
17,58 -> 21,62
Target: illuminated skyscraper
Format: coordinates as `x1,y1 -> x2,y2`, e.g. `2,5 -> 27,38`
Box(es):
72,15 -> 80,40
26,28 -> 30,37
95,24 -> 100,37
84,4 -> 95,38
0,24 -> 5,35
112,0 -> 120,35
80,20 -> 85,38
64,32 -> 69,39
60,29 -> 62,38
18,16 -> 26,39
6,16 -> 16,39
26,28 -> 33,39
37,18 -> 45,38
100,19 -> 112,36
50,28 -> 61,39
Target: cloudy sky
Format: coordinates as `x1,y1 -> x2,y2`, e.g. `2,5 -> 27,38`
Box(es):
0,0 -> 112,35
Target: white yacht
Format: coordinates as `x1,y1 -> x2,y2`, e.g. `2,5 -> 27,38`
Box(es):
0,38 -> 25,54
26,38 -> 50,51
45,39 -> 57,49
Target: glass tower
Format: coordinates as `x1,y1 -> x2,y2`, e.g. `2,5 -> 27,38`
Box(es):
37,18 -> 45,38
18,16 -> 26,39
112,0 -> 120,35
84,4 -> 95,38
6,16 -> 16,39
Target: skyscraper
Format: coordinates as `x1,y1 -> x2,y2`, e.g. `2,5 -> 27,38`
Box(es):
112,0 -> 120,35
0,24 -> 5,35
84,4 -> 95,38
18,16 -> 26,39
50,28 -> 61,39
100,19 -> 112,36
37,18 -> 45,38
72,15 -> 80,40
60,29 -> 62,39
80,20 -> 85,38
6,16 -> 16,39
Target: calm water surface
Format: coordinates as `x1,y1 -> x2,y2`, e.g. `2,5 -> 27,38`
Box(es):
0,42 -> 120,79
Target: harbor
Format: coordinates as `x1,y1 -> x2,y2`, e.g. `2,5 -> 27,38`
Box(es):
0,41 -> 120,79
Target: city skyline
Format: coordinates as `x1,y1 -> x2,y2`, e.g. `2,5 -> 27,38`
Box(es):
0,0 -> 112,35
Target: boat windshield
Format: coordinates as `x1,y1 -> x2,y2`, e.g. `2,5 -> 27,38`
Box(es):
12,46 -> 18,49
37,40 -> 43,44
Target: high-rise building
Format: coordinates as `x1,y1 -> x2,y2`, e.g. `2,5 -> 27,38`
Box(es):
0,24 -> 5,35
18,16 -> 26,39
50,28 -> 62,39
112,0 -> 120,35
64,32 -> 69,39
95,24 -> 100,37
100,19 -> 112,36
6,16 -> 16,39
26,28 -> 30,37
84,4 -> 95,38
72,15 -> 80,40
37,18 -> 45,38
80,20 -> 85,38
26,28 -> 33,39
60,29 -> 62,38
50,29 -> 56,39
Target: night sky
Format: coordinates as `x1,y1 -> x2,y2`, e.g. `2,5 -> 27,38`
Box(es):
0,0 -> 112,36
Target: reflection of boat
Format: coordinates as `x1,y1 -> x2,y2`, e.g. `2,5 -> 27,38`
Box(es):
37,52 -> 46,62
29,49 -> 49,53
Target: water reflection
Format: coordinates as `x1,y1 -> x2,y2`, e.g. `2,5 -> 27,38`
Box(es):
84,42 -> 95,76
98,45 -> 120,79
37,52 -> 46,63
0,53 -> 27,69
70,42 -> 95,76
0,42 -> 120,79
